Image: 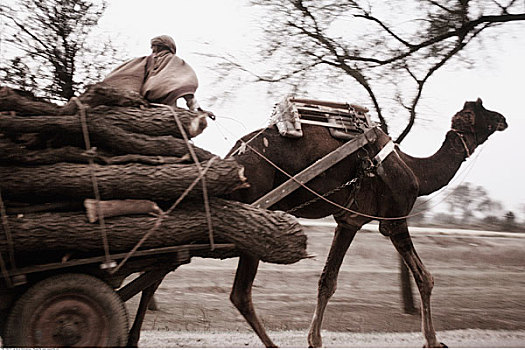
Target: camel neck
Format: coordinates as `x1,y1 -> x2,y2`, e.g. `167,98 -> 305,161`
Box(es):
396,130 -> 473,196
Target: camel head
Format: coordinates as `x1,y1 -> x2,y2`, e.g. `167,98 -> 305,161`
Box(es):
451,98 -> 507,144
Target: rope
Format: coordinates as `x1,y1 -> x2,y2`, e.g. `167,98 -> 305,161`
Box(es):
72,97 -> 114,269
0,190 -> 16,269
210,104 -> 482,221
0,190 -> 14,287
243,141 -> 438,221
151,103 -> 216,250
451,129 -> 471,157
110,156 -> 218,274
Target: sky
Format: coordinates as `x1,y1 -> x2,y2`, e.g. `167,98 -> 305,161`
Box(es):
98,0 -> 525,216
12,0 -> 525,216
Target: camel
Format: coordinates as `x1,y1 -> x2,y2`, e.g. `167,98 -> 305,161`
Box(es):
126,98 -> 506,347
226,98 -> 507,347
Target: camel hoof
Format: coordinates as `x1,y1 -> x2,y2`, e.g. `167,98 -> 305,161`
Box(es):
423,342 -> 447,348
308,340 -> 322,348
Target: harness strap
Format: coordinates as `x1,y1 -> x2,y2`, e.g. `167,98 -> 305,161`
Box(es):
451,129 -> 471,157
373,139 -> 396,166
252,127 -> 378,209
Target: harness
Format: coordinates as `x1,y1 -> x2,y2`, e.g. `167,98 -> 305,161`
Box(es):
252,96 -> 397,212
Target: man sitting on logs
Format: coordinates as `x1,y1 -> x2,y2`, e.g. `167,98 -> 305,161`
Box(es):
103,35 -> 214,119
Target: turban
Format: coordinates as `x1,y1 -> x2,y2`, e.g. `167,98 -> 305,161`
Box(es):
151,35 -> 176,54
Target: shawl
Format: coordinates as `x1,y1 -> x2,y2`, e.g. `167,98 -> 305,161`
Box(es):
102,56 -> 148,94
141,50 -> 198,101
102,36 -> 198,102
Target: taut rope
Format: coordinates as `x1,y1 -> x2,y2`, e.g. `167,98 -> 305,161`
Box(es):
72,97 -> 115,269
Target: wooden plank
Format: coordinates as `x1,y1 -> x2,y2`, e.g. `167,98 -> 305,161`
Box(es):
252,128 -> 378,209
117,268 -> 172,302
299,119 -> 360,130
290,97 -> 351,110
6,243 -> 236,278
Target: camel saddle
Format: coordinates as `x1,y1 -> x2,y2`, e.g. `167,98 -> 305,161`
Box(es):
271,95 -> 375,140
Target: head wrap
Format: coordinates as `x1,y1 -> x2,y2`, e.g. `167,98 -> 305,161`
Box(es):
150,35 -> 176,54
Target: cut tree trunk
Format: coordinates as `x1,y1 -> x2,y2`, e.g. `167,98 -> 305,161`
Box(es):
0,86 -> 62,115
0,129 -> 214,160
88,129 -> 215,159
0,157 -> 248,202
1,83 -> 148,116
1,126 -> 214,160
0,138 -> 190,165
0,105 -> 208,139
61,82 -> 149,114
84,199 -> 163,223
1,198 -> 308,265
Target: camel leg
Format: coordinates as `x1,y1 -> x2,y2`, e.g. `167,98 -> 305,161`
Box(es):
127,278 -> 164,347
308,223 -> 358,348
230,254 -> 277,348
387,225 -> 446,348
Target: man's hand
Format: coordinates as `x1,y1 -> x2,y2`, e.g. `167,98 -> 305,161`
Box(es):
198,107 -> 216,120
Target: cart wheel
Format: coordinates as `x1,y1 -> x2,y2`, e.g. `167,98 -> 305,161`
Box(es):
2,273 -> 128,347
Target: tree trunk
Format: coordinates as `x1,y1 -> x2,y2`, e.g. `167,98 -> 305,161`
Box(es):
0,138 -> 190,165
0,105 -> 208,139
1,129 -> 215,160
0,158 -> 248,202
91,128 -> 215,159
1,83 -> 148,116
1,198 -> 307,265
0,86 -> 61,115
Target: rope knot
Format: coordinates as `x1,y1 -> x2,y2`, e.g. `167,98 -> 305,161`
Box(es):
82,147 -> 98,158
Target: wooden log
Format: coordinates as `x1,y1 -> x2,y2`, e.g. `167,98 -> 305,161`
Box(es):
61,82 -> 149,114
1,125 -> 214,160
0,86 -> 61,115
1,198 -> 308,265
0,157 -> 249,202
83,128 -> 215,160
0,83 -> 148,116
0,138 -> 190,165
84,199 -> 163,223
0,105 -> 208,139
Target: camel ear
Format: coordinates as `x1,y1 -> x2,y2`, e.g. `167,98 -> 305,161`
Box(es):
476,98 -> 483,105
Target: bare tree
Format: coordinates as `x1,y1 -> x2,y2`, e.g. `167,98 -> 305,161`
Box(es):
211,0 -> 524,142
0,0 -> 123,101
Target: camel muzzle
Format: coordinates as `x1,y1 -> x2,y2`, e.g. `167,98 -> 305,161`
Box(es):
497,118 -> 508,131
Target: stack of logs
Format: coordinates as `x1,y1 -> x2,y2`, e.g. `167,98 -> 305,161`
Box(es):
0,84 -> 308,266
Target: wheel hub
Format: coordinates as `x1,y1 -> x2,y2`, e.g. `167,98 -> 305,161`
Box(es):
31,294 -> 109,347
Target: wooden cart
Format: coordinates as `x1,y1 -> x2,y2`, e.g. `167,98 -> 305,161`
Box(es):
0,239 -> 235,347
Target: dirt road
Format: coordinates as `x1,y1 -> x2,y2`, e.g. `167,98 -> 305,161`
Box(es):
139,329 -> 525,347
127,223 -> 525,347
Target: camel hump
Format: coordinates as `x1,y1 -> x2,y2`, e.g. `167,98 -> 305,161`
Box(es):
270,95 -> 376,140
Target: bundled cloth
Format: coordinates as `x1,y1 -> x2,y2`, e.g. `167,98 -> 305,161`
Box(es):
103,35 -> 198,106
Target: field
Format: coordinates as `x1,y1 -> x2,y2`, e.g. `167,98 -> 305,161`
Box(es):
127,222 -> 525,347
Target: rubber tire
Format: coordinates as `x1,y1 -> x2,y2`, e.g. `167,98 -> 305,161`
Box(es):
2,273 -> 128,347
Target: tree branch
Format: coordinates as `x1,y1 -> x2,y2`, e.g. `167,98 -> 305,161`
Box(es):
354,13 -> 415,48
395,24 -> 490,143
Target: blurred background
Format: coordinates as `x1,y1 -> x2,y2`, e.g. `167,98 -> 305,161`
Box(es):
1,0 -> 524,229
1,1 -> 524,346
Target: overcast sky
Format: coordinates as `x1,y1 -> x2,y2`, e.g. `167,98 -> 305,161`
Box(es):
70,1 -> 525,216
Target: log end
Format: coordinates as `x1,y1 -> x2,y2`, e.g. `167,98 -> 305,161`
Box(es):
189,113 -> 208,138
235,166 -> 250,190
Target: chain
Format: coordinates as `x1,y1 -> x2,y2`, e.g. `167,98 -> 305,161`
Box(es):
286,149 -> 373,215
287,177 -> 361,214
